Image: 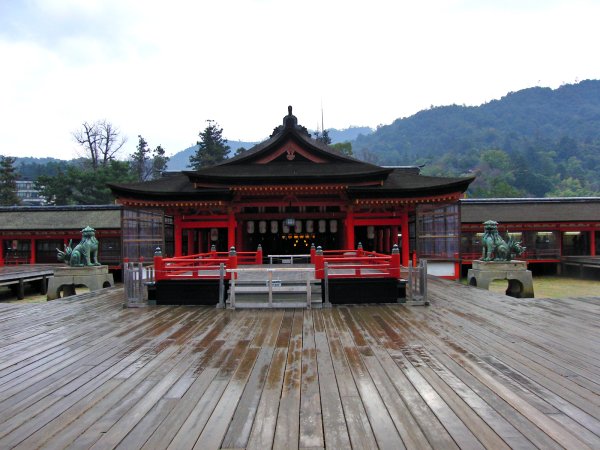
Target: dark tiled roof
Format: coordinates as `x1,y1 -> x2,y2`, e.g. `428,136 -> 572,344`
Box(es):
461,197 -> 600,222
348,170 -> 475,198
185,161 -> 391,185
107,173 -> 231,200
0,205 -> 122,230
107,108 -> 475,200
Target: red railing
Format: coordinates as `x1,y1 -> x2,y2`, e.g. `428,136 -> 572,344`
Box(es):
153,246 -> 262,281
312,244 -> 401,280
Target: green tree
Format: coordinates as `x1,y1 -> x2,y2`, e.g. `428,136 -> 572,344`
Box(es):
189,120 -> 230,170
130,136 -> 170,181
316,129 -> 332,145
151,145 -> 169,179
545,177 -> 599,197
36,161 -> 136,205
330,142 -> 353,157
130,135 -> 151,181
234,147 -> 247,157
0,156 -> 21,205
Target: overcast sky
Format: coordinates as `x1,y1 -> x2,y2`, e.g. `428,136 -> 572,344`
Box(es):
1,0 -> 599,160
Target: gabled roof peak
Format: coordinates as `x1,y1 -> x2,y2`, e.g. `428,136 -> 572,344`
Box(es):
284,105 -> 297,128
271,105 -> 310,138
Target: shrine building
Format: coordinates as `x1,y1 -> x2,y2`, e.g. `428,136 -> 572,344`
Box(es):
108,107 -> 475,275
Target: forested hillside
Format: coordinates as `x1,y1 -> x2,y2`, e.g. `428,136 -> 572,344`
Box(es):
352,80 -> 600,197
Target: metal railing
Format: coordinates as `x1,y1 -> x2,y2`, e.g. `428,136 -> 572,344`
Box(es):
267,254 -> 311,265
406,260 -> 428,305
123,261 -> 154,307
227,266 -> 316,309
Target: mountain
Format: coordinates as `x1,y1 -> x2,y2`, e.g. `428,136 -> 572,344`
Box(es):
351,80 -> 600,197
166,127 -> 373,171
167,140 -> 258,171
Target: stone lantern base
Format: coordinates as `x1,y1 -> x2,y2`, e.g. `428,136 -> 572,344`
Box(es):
47,265 -> 114,300
467,260 -> 534,298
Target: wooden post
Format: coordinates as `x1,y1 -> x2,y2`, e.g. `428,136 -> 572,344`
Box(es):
390,244 -> 401,279
153,254 -> 164,281
174,216 -> 183,257
310,243 -> 316,263
228,209 -> 236,250
401,213 -> 410,267
345,207 -> 355,250
453,252 -> 460,280
357,242 -> 364,256
228,246 -> 237,280
256,244 -> 263,264
30,238 -> 36,264
590,230 -> 597,257
211,244 -> 217,257
0,238 -> 4,267
314,246 -> 324,280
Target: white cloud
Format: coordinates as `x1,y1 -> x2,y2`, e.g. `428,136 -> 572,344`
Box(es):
1,0 -> 599,160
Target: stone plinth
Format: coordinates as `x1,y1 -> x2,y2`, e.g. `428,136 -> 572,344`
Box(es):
47,265 -> 114,300
467,260 -> 534,298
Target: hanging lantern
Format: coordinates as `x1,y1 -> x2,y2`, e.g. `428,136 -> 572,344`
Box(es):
271,220 -> 279,234
282,221 -> 290,233
210,228 -> 219,241
367,226 -> 375,239
259,221 -> 267,234
246,221 -> 255,234
330,220 -> 338,233
318,220 -> 326,233
294,220 -> 302,233
306,220 -> 314,233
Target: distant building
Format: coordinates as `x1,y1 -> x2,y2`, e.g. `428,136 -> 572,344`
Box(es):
16,180 -> 45,206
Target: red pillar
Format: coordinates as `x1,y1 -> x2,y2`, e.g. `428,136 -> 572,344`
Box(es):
228,209 -> 236,249
401,213 -> 410,267
345,207 -> 355,250
590,230 -> 596,256
30,238 -> 36,264
174,216 -> 183,257
153,254 -> 164,281
236,220 -> 244,251
0,238 -> 4,266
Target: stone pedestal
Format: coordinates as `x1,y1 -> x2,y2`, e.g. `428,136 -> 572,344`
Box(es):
467,260 -> 534,298
47,266 -> 114,300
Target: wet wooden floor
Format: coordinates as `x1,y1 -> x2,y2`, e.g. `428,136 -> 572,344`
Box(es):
0,279 -> 599,449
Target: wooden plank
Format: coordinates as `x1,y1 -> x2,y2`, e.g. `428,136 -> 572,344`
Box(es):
320,309 -> 378,449
272,309 -> 304,450
246,310 -> 294,450
299,309 -> 324,449
221,310 -> 284,449
311,310 -> 352,449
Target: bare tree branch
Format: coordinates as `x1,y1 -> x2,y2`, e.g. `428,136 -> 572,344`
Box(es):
73,120 -> 127,170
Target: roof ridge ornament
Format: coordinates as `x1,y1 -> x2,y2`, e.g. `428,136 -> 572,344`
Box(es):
283,105 -> 298,129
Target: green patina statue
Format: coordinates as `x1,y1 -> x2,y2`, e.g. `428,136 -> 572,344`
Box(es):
480,220 -> 525,261
57,226 -> 102,267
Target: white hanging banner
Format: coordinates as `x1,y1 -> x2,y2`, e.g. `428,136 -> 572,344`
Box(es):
318,220 -> 326,233
271,220 -> 279,234
247,221 -> 254,234
259,221 -> 267,234
330,220 -> 338,233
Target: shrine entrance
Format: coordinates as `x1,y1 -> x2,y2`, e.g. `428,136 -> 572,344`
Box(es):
241,218 -> 340,256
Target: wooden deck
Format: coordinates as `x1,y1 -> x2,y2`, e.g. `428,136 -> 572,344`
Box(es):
0,280 -> 599,449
